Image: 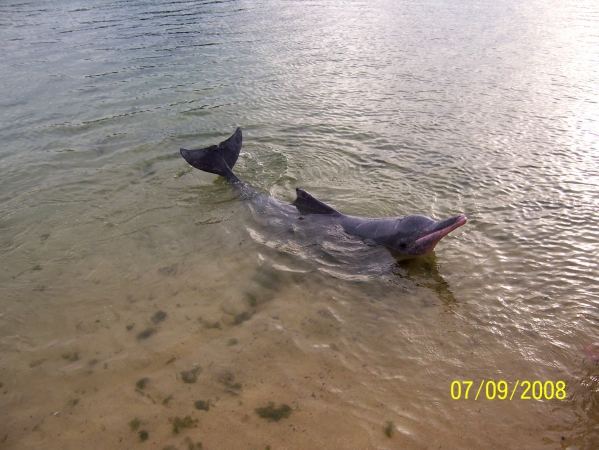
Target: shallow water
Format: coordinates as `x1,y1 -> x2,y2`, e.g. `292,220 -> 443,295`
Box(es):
1,0 -> 599,448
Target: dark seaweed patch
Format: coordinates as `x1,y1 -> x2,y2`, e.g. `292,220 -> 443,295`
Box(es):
139,429 -> 149,441
234,311 -> 252,325
255,402 -> 291,421
151,310 -> 167,324
194,400 -> 210,411
203,320 -> 221,330
137,328 -> 156,340
159,264 -> 178,276
136,377 -> 150,389
61,352 -> 79,362
217,371 -> 241,392
180,366 -> 201,384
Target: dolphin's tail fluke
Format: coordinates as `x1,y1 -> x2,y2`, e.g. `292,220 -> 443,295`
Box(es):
180,127 -> 243,182
293,188 -> 341,215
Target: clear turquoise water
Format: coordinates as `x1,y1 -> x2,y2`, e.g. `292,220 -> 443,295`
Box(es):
1,0 -> 598,448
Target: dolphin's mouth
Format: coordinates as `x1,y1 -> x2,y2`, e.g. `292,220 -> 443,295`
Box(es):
414,214 -> 467,251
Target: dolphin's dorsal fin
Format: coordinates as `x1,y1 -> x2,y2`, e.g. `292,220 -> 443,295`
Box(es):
180,127 -> 242,181
293,188 -> 340,215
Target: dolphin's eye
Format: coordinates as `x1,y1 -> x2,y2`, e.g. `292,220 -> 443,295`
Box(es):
398,242 -> 407,250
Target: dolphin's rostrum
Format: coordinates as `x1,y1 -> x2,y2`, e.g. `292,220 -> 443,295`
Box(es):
180,128 -> 466,258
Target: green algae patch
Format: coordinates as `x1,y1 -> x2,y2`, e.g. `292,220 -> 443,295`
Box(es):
184,436 -> 203,449
255,402 -> 292,421
246,293 -> 258,307
139,429 -> 149,441
129,417 -> 141,431
171,415 -> 198,433
29,358 -> 46,368
384,421 -> 394,438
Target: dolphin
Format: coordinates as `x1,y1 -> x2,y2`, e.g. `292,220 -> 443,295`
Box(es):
180,128 -> 467,258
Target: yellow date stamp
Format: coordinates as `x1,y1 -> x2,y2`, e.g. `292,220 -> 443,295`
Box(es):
450,380 -> 566,400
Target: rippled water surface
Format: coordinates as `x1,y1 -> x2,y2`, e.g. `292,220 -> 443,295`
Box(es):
1,0 -> 599,448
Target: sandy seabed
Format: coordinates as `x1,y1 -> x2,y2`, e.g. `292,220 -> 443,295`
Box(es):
0,251 -> 575,450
